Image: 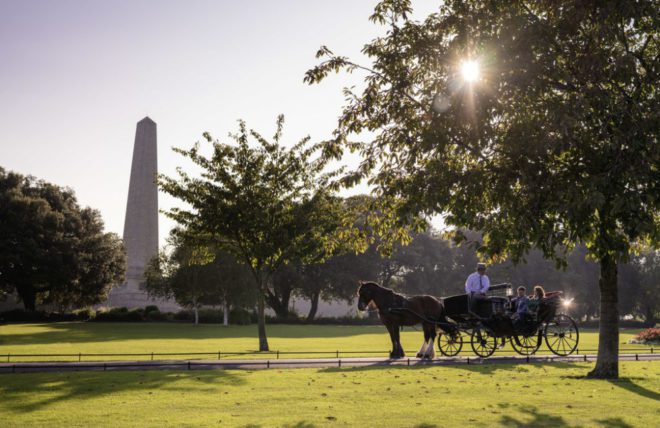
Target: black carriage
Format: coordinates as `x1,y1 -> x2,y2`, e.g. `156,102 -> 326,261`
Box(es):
436,284 -> 579,358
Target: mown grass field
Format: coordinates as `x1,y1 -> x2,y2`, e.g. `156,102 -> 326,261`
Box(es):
0,362 -> 658,427
0,322 -> 651,362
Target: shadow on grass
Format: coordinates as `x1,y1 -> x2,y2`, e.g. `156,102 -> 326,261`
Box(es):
499,406 -> 635,428
607,377 -> 660,401
500,405 -> 574,427
0,369 -> 245,413
594,417 -> 634,428
0,322 -> 393,346
319,361 -> 579,375
563,374 -> 659,401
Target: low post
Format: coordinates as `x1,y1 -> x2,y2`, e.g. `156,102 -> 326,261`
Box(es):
277,350 -> 279,359
187,361 -> 191,370
6,353 -> 9,363
338,359 -> 342,368
79,353 -> 82,362
151,352 -> 154,361
218,351 -> 221,360
267,360 -> 270,369
336,350 -> 339,359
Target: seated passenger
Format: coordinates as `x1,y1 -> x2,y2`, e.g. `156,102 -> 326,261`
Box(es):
527,285 -> 546,315
532,285 -> 546,300
512,286 -> 529,331
512,286 -> 529,319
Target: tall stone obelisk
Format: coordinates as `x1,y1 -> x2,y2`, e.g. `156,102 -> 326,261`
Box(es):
107,117 -> 176,309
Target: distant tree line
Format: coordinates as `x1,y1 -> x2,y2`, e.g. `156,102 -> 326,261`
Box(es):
146,220 -> 659,327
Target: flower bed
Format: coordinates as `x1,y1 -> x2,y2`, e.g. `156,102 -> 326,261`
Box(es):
628,327 -> 660,345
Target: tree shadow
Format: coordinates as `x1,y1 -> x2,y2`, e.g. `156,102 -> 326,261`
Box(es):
594,417 -> 634,428
499,406 -> 575,427
0,369 -> 245,413
319,360 -> 578,375
606,377 -> 660,401
0,322 -> 396,346
561,374 -> 659,401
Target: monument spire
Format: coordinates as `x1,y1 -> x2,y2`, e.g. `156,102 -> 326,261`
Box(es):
107,118 -> 176,310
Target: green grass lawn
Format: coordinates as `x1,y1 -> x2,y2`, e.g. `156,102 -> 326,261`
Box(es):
0,361 -> 657,427
0,322 -> 651,362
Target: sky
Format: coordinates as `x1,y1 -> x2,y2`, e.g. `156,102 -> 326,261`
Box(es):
0,0 -> 441,246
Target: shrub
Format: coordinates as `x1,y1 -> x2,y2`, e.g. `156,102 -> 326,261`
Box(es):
144,305 -> 160,315
94,307 -> 144,322
173,309 -> 194,321
229,308 -> 252,325
0,309 -> 48,323
72,308 -> 96,320
635,328 -> 660,344
145,309 -> 169,321
198,309 -> 224,323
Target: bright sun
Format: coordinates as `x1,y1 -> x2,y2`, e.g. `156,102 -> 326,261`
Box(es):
461,60 -> 480,82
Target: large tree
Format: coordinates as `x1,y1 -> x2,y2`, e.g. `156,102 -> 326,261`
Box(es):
307,1 -> 658,378
0,167 -> 126,310
159,116 -> 346,350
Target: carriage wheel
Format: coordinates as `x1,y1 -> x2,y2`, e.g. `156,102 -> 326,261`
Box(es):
437,331 -> 463,357
544,314 -> 579,356
510,332 -> 542,355
470,328 -> 497,358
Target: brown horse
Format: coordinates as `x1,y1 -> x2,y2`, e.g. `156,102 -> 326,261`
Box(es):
356,281 -> 449,359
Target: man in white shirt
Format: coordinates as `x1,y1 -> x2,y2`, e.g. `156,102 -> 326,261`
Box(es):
465,263 -> 490,295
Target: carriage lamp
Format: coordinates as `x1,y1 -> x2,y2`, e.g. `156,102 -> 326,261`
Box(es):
562,298 -> 574,308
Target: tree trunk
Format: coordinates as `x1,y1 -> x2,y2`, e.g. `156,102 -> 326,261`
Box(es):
257,289 -> 270,351
643,305 -> 656,327
193,303 -> 199,325
16,285 -> 37,311
587,255 -> 619,379
306,290 -> 320,322
222,299 -> 229,327
264,285 -> 291,319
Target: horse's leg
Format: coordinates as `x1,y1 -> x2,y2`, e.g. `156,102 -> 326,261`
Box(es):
385,322 -> 399,359
417,326 -> 430,358
392,324 -> 404,358
423,324 -> 437,359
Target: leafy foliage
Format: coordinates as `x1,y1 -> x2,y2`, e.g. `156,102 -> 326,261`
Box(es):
0,167 -> 126,310
307,0 -> 659,378
158,116 -> 350,349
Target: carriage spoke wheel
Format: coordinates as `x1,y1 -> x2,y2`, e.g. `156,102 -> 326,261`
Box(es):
470,328 -> 497,358
544,314 -> 579,356
437,331 -> 463,357
510,332 -> 541,355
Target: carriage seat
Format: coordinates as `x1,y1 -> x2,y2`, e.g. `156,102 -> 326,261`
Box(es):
443,294 -> 506,318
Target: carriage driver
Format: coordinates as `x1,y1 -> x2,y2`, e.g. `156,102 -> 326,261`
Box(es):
465,263 -> 490,295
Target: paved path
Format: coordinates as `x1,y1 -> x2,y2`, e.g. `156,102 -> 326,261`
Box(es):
1,353 -> 658,373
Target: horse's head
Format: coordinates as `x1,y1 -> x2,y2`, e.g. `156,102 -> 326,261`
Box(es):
357,281 -> 379,311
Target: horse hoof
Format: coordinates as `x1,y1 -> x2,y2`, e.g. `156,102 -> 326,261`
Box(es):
416,353 -> 423,358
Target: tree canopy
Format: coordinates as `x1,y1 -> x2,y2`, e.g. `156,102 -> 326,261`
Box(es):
307,0 -> 659,378
159,116 -> 350,350
0,167 -> 126,310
